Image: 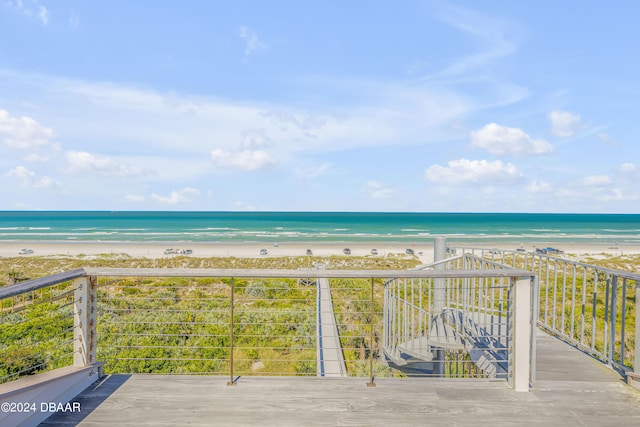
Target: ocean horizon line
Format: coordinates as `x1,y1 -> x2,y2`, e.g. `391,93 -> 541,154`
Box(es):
1,211 -> 639,245
2,210 -> 639,215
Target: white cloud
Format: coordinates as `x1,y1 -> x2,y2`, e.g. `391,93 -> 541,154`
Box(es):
0,109 -> 54,149
598,188 -> 638,202
294,163 -> 332,180
425,158 -> 522,184
4,0 -> 49,25
12,70 -> 478,161
260,110 -> 328,133
239,26 -> 267,58
24,153 -> 49,162
38,5 -> 48,25
125,194 -> 146,203
470,123 -> 553,156
233,201 -> 259,211
362,181 -> 393,199
617,163 -> 636,173
151,187 -> 200,204
241,130 -> 271,149
527,180 -> 552,193
65,151 -> 144,177
597,133 -> 616,146
5,165 -> 57,188
69,11 -> 79,29
210,149 -> 277,171
431,5 -> 517,79
583,174 -> 612,187
549,110 -> 581,137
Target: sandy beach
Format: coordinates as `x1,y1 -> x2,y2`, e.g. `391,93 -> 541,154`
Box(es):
1,240 -> 639,263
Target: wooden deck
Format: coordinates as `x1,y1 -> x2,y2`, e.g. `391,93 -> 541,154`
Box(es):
40,329 -> 640,426
316,278 -> 347,377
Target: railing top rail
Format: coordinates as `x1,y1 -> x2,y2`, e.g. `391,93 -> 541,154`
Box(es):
0,266 -> 536,300
414,253 -> 518,271
0,268 -> 86,300
83,267 -> 534,280
413,254 -> 464,270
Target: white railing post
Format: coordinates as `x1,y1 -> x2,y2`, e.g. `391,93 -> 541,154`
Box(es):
433,237 -> 447,313
74,276 -> 97,367
433,237 -> 447,377
512,276 -> 532,392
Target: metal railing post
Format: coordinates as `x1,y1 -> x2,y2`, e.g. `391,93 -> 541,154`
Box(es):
609,276 -> 617,365
367,277 -> 376,387
227,277 -> 236,386
511,276 -> 532,392
530,274 -> 539,386
73,276 -> 97,367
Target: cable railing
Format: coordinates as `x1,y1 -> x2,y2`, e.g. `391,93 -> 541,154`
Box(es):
98,280 -> 231,375
0,276 -> 80,384
452,247 -> 640,376
0,266 -> 534,394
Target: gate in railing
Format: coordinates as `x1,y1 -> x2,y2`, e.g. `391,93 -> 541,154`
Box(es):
452,247 -> 640,379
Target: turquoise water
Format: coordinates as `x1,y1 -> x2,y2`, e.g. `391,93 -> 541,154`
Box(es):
0,211 -> 639,244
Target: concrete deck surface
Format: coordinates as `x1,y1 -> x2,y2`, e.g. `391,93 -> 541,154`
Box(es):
41,330 -> 640,426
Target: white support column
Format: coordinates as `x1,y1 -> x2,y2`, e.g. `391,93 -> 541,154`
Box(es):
433,237 -> 447,377
512,276 -> 532,392
433,237 -> 447,313
74,276 -> 97,367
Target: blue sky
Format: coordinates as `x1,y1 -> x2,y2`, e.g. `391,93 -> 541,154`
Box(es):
1,1 -> 639,212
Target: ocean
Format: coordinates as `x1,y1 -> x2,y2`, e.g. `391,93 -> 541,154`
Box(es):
1,211 -> 639,245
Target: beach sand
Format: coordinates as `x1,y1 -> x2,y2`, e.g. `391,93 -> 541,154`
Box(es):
1,240 -> 639,263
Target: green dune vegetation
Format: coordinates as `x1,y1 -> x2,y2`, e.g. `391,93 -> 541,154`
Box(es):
578,253 -> 640,274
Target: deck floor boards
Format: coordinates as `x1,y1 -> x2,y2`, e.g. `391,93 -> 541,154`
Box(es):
40,330 -> 640,426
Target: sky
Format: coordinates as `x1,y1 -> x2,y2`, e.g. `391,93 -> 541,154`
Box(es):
1,1 -> 639,213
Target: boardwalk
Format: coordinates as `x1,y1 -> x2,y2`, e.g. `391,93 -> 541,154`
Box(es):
316,278 -> 347,377
41,330 -> 640,426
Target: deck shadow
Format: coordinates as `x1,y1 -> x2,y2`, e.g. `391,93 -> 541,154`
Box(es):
39,374 -> 131,426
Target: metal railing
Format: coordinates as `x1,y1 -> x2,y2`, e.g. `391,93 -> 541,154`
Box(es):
0,271 -> 83,384
0,266 -> 535,392
383,254 -> 535,386
98,276 -> 317,377
452,247 -> 640,376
